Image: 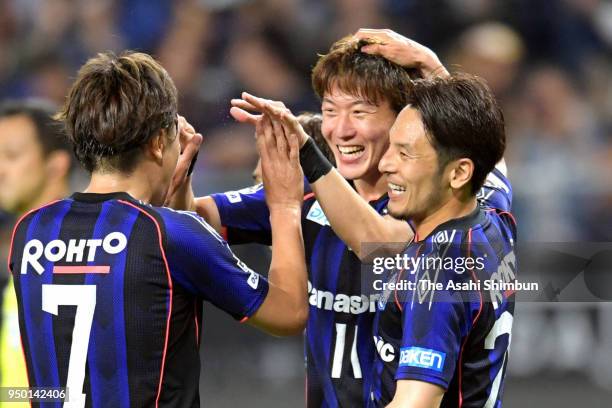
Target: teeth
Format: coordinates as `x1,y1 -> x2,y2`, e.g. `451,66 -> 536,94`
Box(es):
337,145 -> 365,155
388,183 -> 406,193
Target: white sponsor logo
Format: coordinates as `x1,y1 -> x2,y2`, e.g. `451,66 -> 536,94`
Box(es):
308,281 -> 378,315
489,251 -> 517,309
306,201 -> 330,227
399,347 -> 446,372
374,335 -> 395,362
433,230 -> 454,244
22,232 -> 127,275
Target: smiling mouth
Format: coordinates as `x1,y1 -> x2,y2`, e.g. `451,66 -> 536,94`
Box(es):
337,145 -> 365,159
388,182 -> 406,196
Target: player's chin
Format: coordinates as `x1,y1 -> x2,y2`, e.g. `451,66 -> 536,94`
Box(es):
336,160 -> 372,181
387,200 -> 410,221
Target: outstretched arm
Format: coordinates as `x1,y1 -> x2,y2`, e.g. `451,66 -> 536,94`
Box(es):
232,93 -> 412,260
247,115 -> 308,335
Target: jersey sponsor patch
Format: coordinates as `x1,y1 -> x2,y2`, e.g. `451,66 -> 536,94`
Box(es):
398,346 -> 446,372
306,201 -> 330,227
224,184 -> 264,204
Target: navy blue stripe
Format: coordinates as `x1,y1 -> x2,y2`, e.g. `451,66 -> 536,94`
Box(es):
20,200 -> 72,407
86,201 -> 138,408
307,229 -> 346,406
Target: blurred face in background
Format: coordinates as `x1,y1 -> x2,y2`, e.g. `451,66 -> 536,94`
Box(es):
321,84 -> 396,182
0,115 -> 48,214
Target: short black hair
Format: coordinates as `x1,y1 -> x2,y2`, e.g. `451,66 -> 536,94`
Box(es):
0,99 -> 71,157
407,73 -> 505,194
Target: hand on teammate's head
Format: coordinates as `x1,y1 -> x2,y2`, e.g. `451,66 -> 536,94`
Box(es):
353,28 -> 449,79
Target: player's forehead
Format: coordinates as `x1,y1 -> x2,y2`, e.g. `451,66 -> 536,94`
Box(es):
390,107 -> 432,151
321,82 -> 388,109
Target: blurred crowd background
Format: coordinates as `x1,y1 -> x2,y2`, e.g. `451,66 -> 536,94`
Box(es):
0,0 -> 610,406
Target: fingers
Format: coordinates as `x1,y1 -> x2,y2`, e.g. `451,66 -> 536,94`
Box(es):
167,131 -> 203,198
360,43 -> 383,56
230,99 -> 258,112
230,106 -> 260,125
270,111 -> 288,158
354,28 -> 390,42
258,114 -> 275,163
281,115 -> 300,163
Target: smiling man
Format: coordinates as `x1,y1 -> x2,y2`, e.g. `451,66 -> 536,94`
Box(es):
193,30 -> 447,407
247,72 -> 516,408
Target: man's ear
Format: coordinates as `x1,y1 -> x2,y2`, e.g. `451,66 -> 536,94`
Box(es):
45,150 -> 71,181
147,130 -> 167,163
449,158 -> 474,190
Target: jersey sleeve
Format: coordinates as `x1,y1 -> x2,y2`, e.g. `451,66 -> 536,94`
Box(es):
210,184 -> 272,245
477,167 -> 512,212
395,269 -> 473,389
158,207 -> 269,320
210,179 -> 311,245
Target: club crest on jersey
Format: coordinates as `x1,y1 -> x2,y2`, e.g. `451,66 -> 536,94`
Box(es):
21,232 -> 127,275
399,346 -> 446,372
306,201 -> 330,227
377,271 -> 398,310
247,271 -> 259,290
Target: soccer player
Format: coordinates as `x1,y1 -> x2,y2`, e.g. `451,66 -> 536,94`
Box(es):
192,30 -> 447,406
247,73 -> 515,407
0,99 -> 75,399
8,51 -> 308,408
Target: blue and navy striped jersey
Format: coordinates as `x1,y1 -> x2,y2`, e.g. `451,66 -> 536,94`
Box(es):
370,168 -> 516,407
8,192 -> 269,408
212,184 -> 387,408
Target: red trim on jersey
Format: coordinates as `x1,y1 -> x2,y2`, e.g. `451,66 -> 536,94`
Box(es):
485,208 -> 517,226
457,228 -> 484,407
118,200 -> 173,408
394,267 -> 405,313
7,200 -> 61,276
303,192 -> 315,201
194,302 -> 200,345
239,316 -> 249,323
53,265 -> 110,274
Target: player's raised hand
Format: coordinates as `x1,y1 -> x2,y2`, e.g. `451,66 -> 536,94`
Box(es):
354,28 -> 449,78
231,92 -> 310,147
230,92 -> 288,125
256,113 -> 303,211
165,115 -> 203,210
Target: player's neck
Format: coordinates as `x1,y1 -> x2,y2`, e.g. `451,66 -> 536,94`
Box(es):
412,196 -> 478,241
85,168 -> 161,205
353,171 -> 387,202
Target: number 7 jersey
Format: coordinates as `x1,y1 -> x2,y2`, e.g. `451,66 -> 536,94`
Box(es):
8,192 -> 270,408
